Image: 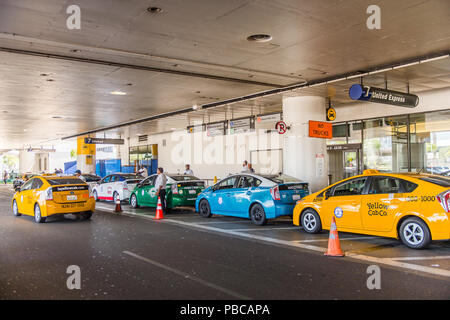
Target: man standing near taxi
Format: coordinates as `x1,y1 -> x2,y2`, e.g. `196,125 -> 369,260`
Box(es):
155,167 -> 167,214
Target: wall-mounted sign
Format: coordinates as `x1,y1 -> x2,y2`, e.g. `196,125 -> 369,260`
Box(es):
326,107 -> 336,121
257,112 -> 282,123
206,121 -> 227,137
84,138 -> 124,145
349,84 -> 419,108
229,116 -> 255,134
275,121 -> 288,134
309,121 -> 332,139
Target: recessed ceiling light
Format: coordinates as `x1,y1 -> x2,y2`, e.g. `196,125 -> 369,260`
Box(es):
46,79 -> 55,82
147,7 -> 163,13
70,49 -> 81,53
247,34 -> 273,42
51,116 -> 63,119
40,73 -> 49,77
110,91 -> 127,95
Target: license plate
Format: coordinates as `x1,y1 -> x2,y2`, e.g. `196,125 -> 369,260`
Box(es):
292,194 -> 301,200
189,190 -> 197,194
67,195 -> 77,201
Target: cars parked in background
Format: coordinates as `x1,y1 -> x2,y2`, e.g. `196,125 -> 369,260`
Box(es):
130,174 -> 205,211
293,169 -> 450,249
92,173 -> 144,202
81,174 -> 102,186
196,173 -> 310,225
12,175 -> 95,223
13,173 -> 37,191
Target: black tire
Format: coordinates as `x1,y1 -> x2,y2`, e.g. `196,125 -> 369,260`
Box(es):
113,192 -> 120,203
93,190 -> 99,202
83,212 -> 93,220
300,208 -> 322,234
12,200 -> 21,216
130,194 -> 139,208
399,217 -> 431,249
250,203 -> 267,226
34,204 -> 46,223
198,199 -> 212,218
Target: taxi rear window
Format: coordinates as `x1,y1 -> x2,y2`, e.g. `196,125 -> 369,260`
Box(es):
170,175 -> 200,181
419,176 -> 450,188
46,178 -> 85,185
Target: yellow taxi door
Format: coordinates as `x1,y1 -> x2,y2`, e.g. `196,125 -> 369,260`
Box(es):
361,176 -> 403,232
17,179 -> 34,215
320,176 -> 369,230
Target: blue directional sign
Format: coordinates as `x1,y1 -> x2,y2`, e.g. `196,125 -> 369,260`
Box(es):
349,84 -> 419,108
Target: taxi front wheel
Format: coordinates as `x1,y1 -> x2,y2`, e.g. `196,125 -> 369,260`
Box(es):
34,204 -> 46,223
399,217 -> 431,249
12,200 -> 21,216
300,209 -> 322,234
199,199 -> 212,218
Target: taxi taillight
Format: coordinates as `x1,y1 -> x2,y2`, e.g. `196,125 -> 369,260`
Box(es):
45,187 -> 53,201
270,186 -> 281,201
437,190 -> 450,213
171,184 -> 179,194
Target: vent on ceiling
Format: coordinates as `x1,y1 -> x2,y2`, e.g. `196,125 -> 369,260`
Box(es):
138,135 -> 148,142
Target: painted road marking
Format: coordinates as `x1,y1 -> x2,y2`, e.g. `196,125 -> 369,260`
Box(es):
390,256 -> 450,261
97,207 -> 450,279
230,227 -> 298,232
292,236 -> 377,243
123,250 -> 251,300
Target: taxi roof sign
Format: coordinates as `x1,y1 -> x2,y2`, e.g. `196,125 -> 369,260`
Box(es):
363,169 -> 379,175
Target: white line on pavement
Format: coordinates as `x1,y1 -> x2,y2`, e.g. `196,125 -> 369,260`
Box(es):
292,236 -> 377,243
97,207 -> 450,279
122,250 -> 251,300
230,227 -> 298,232
390,256 -> 450,261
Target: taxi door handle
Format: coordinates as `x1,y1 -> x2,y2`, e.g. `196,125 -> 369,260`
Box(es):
246,191 -> 252,195
351,201 -> 359,206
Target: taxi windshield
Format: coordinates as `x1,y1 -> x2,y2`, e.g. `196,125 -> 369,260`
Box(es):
46,178 -> 85,185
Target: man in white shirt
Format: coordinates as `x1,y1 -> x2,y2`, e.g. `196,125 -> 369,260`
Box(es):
184,164 -> 193,175
154,167 -> 167,214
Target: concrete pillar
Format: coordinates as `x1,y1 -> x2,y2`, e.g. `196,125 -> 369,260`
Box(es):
282,96 -> 328,192
76,137 -> 96,174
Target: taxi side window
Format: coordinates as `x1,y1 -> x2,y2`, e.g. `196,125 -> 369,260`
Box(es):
216,177 -> 238,190
368,177 -> 400,194
332,177 -> 367,197
102,176 -> 111,184
148,175 -> 157,186
110,175 -> 118,182
237,176 -> 261,188
401,180 -> 418,193
31,178 -> 43,190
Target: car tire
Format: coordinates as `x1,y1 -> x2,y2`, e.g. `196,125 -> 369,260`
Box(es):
83,212 -> 93,220
93,190 -> 99,202
399,217 -> 431,249
130,194 -> 139,208
300,208 -> 322,234
113,192 -> 120,203
34,204 -> 46,223
12,200 -> 21,216
250,203 -> 267,226
198,199 -> 212,218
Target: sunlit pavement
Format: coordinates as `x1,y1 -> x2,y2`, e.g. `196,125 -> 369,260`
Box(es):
0,186 -> 448,299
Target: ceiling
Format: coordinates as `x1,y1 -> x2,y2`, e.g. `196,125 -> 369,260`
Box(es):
0,0 -> 449,148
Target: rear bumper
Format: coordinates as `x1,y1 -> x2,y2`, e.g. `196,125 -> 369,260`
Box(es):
44,198 -> 95,216
272,203 -> 295,218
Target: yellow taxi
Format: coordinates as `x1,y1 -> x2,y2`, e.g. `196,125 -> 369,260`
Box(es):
293,170 -> 450,249
12,175 -> 95,223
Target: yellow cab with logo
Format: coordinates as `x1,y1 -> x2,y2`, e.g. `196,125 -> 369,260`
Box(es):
293,170 -> 450,249
12,174 -> 95,223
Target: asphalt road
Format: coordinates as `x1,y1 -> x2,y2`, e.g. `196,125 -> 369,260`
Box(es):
0,186 -> 449,300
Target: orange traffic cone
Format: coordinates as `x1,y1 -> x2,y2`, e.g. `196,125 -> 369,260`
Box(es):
154,197 -> 164,220
114,197 -> 122,213
324,216 -> 344,257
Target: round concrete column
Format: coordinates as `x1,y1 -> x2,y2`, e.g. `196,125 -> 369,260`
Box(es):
282,96 -> 328,192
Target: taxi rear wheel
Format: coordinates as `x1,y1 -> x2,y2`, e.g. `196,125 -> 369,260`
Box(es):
250,203 -> 267,226
399,217 -> 431,249
83,212 -> 93,220
301,209 -> 322,234
12,200 -> 21,216
113,192 -> 120,203
93,190 -> 99,202
199,199 -> 212,218
34,204 -> 46,223
130,194 -> 139,208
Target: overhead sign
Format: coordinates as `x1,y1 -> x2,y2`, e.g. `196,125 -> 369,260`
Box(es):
309,121 -> 332,139
257,113 -> 282,123
206,121 -> 227,137
187,124 -> 204,134
349,84 -> 419,108
326,107 -> 336,121
84,138 -> 124,145
229,117 -> 255,134
275,121 -> 287,134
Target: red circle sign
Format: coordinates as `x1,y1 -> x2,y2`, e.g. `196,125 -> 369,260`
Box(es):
275,121 -> 287,134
